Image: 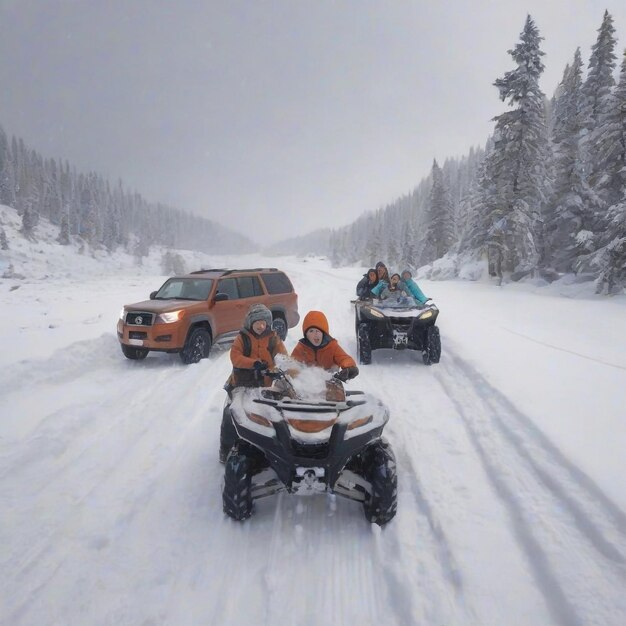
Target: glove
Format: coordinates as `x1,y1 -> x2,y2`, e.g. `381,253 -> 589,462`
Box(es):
253,360 -> 268,372
333,366 -> 359,382
424,298 -> 434,306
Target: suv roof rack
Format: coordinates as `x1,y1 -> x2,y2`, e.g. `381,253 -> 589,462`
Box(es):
189,269 -> 229,274
221,268 -> 278,276
189,268 -> 279,276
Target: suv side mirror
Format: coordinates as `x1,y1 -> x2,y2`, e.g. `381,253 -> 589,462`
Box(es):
150,291 -> 158,300
214,292 -> 229,302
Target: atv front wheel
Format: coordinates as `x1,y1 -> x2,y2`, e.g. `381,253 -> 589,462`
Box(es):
219,402 -> 239,464
362,439 -> 397,525
357,323 -> 372,365
121,344 -> 149,360
222,442 -> 256,520
179,328 -> 212,364
422,325 -> 441,366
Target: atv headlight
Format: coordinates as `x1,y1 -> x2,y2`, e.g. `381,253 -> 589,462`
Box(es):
368,307 -> 385,319
418,310 -> 433,321
249,412 -> 273,427
119,308 -> 126,321
347,415 -> 373,430
155,310 -> 185,324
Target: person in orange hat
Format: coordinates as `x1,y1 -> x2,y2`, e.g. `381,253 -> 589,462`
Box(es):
290,310 -> 359,382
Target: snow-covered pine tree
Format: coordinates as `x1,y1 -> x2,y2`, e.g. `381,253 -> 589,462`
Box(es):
579,48 -> 626,293
582,11 -> 617,219
0,227 -> 8,250
582,200 -> 626,293
582,11 -> 617,136
57,211 -> 71,245
0,126 -> 11,206
481,15 -> 550,276
593,48 -> 626,208
547,48 -> 600,272
422,159 -> 454,263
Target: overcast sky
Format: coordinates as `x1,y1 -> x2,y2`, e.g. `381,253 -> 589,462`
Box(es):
1,1 -> 626,244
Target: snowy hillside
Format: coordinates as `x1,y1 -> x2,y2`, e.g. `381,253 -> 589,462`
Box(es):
1,210 -> 626,625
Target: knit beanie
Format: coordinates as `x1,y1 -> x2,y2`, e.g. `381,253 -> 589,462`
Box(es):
244,303 -> 272,331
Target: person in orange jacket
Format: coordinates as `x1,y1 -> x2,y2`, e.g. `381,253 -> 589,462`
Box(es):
227,303 -> 288,388
221,303 -> 288,462
290,310 -> 359,382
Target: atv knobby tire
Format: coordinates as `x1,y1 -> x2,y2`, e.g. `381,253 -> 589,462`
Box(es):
222,442 -> 256,521
357,323 -> 372,365
362,439 -> 397,526
179,327 -> 212,364
422,325 -> 441,366
121,344 -> 149,360
219,402 -> 240,464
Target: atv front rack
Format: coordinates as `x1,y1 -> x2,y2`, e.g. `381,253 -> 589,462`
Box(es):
253,397 -> 366,413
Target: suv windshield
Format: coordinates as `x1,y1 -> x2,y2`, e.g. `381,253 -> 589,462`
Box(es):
155,278 -> 214,300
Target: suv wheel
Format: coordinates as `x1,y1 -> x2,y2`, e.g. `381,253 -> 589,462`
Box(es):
271,315 -> 288,341
121,344 -> 149,360
179,328 -> 212,364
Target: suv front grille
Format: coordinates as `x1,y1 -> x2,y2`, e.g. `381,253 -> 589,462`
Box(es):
126,311 -> 154,326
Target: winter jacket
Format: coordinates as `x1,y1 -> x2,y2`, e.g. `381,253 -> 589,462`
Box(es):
372,279 -> 416,303
370,280 -> 387,297
229,328 -> 287,387
403,278 -> 428,304
356,271 -> 379,299
291,310 -> 358,375
291,337 -> 357,371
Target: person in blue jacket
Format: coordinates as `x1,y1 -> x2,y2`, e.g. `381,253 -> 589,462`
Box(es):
401,269 -> 429,304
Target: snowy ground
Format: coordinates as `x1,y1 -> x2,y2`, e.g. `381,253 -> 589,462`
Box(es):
1,214 -> 626,625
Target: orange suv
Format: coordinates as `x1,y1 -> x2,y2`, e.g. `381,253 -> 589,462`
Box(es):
117,268 -> 299,364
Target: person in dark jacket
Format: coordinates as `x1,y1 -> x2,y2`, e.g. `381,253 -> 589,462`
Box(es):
356,268 -> 379,299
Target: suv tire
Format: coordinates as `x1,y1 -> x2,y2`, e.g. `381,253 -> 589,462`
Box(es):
121,344 -> 149,360
271,315 -> 288,341
179,327 -> 212,364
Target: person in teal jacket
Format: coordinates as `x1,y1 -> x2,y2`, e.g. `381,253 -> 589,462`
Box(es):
401,269 -> 429,304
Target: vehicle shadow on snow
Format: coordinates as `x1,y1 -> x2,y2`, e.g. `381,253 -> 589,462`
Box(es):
118,346 -> 229,369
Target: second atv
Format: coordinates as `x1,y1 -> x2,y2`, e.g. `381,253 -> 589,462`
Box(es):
354,297 -> 441,365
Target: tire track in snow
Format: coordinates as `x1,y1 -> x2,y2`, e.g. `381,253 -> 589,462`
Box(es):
499,326 -> 626,371
393,443 -> 464,592
436,351 -> 626,626
2,342 -> 232,624
359,358 -> 474,625
448,351 -> 626,551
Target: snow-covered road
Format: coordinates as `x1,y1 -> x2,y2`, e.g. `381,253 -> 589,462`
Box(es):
1,257 -> 625,626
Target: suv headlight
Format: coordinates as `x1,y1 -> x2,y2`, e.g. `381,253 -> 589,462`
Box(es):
119,308 -> 126,321
155,310 -> 184,324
